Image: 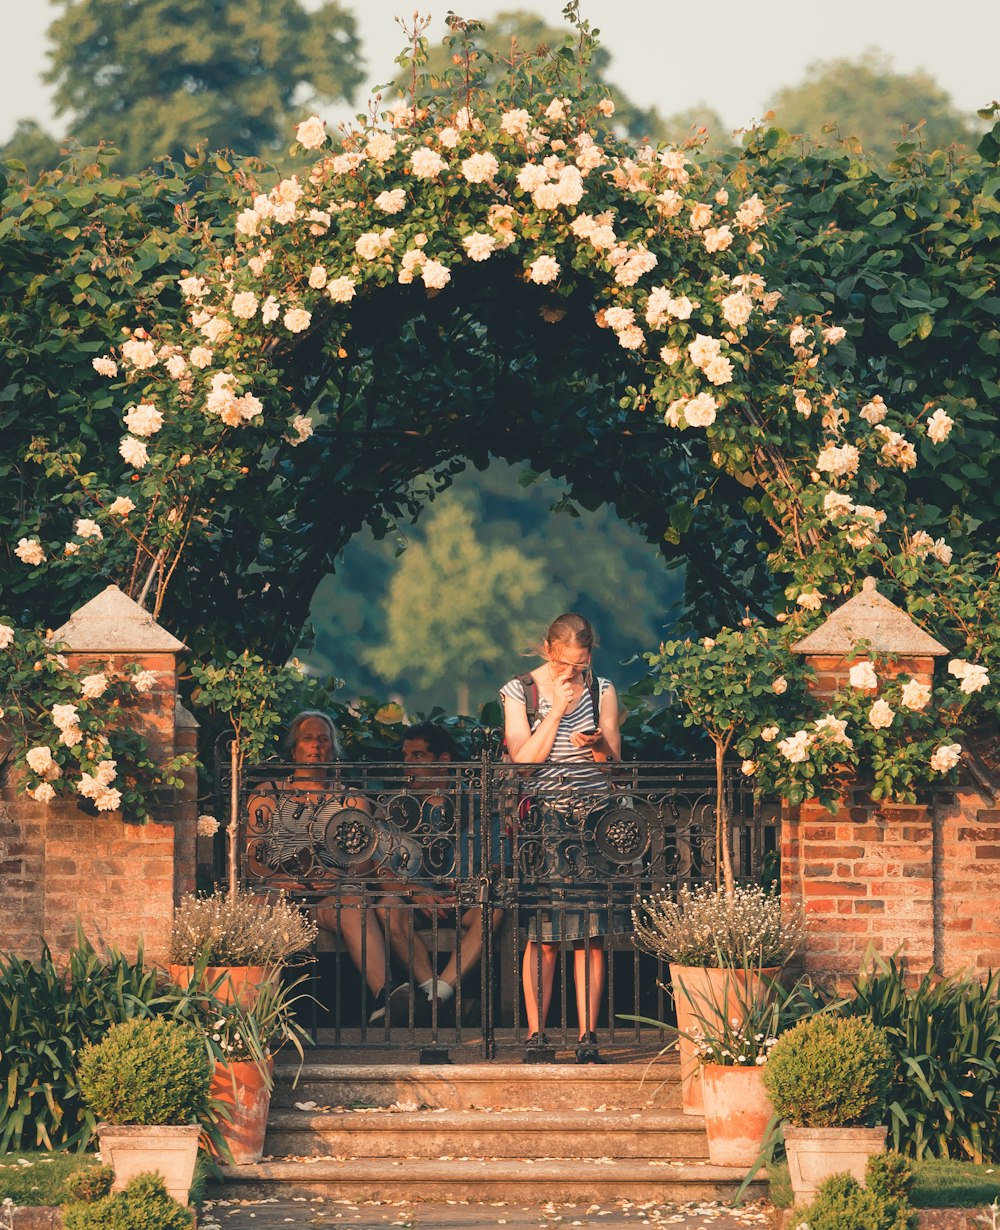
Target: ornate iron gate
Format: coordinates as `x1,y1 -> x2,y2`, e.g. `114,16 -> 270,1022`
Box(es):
219,743 -> 779,1058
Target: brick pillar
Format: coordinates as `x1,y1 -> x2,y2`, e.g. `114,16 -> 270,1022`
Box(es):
0,585 -> 197,964
783,577 -> 950,984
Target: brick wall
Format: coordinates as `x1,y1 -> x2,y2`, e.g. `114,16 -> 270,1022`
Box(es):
783,638 -> 998,984
0,587 -> 196,966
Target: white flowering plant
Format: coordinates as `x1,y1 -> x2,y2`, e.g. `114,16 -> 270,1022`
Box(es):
0,7 -> 995,824
0,623 -> 191,823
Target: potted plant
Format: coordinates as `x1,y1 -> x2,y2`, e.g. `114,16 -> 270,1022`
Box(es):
77,1018 -> 212,1205
168,888 -> 317,1006
763,1013 -> 894,1201
202,974 -> 312,1166
684,972 -> 822,1166
632,883 -> 805,1114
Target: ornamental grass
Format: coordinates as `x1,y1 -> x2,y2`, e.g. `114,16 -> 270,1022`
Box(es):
631,883 -> 805,967
169,889 -> 317,967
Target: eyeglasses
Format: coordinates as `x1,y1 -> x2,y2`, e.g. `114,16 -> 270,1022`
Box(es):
548,654 -> 591,671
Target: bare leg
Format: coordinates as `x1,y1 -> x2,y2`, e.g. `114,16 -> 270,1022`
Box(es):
438,906 -> 504,988
573,938 -> 605,1037
376,894 -> 436,985
316,892 -> 388,995
522,940 -> 559,1036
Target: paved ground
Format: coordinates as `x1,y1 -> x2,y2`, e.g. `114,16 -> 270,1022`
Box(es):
200,1196 -> 773,1230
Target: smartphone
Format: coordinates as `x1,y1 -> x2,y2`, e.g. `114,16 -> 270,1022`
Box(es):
581,727 -> 598,736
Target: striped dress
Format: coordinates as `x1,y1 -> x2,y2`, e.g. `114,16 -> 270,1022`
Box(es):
500,673 -> 616,941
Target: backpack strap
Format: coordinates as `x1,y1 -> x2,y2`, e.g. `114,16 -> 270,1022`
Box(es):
515,671 -> 539,727
586,672 -> 601,726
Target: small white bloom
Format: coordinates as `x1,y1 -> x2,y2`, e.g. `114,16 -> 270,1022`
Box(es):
772,676 -> 788,695
26,746 -> 56,775
760,726 -> 779,743
926,408 -> 954,444
822,325 -> 846,344
528,255 -> 560,285
741,760 -> 757,776
15,538 -> 46,566
132,670 -> 157,694
849,661 -> 878,690
411,147 -> 447,179
197,814 -> 221,836
31,782 -> 56,804
123,403 -> 163,437
295,115 -> 327,149
777,730 -> 812,763
80,672 -> 108,699
868,698 -> 895,729
327,276 -> 357,304
462,232 -> 496,262
283,308 -> 311,334
421,259 -> 451,291
307,265 -> 328,289
92,356 -> 118,378
106,496 -> 135,517
119,436 -> 149,468
930,743 -> 962,773
900,679 -> 932,711
0,624 -> 13,650
375,188 -> 407,214
231,291 -> 258,319
189,345 -> 213,368
461,152 -> 499,184
121,338 -> 157,369
287,414 -> 314,446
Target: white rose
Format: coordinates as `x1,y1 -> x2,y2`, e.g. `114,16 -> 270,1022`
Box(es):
74,519 -> 103,541
283,308 -> 312,334
375,188 -> 407,214
356,232 -> 385,260
860,395 -> 888,424
197,814 -> 221,836
189,345 -> 213,368
926,408 -> 954,444
528,255 -> 560,285
327,276 -> 357,304
295,115 -> 327,149
815,715 -> 853,748
119,436 -> 149,468
411,147 -> 447,179
231,291 -> 259,319
0,623 -> 14,650
286,414 -> 314,446
822,326 -> 847,344
741,760 -> 757,776
132,670 -> 157,693
720,292 -> 752,328
92,356 -> 118,378
772,676 -> 788,695
684,393 -> 718,428
308,265 -> 328,289
123,403 -> 163,437
121,338 -> 157,369
15,537 -> 46,566
421,259 -> 451,291
461,152 -> 499,184
80,672 -> 108,699
31,782 -> 56,804
703,225 -> 733,253
777,730 -> 812,763
930,743 -> 962,773
26,746 -> 55,774
899,679 -> 931,711
462,232 -> 496,262
868,698 -> 895,729
849,661 -> 878,690
500,109 -> 531,137
761,726 -> 779,743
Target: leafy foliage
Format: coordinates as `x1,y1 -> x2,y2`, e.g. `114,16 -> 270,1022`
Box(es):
764,1014 -> 895,1127
794,1152 -> 915,1230
768,49 -> 982,160
77,1018 -> 212,1125
62,1171 -> 193,1230
846,952 -> 1000,1162
41,0 -> 363,175
0,938 -> 165,1149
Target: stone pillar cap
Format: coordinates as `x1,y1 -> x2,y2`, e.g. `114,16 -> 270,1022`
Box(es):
52,584 -> 187,653
792,576 -> 948,658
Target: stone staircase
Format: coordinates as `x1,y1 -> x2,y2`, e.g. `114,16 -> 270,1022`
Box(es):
213,1050 -> 766,1203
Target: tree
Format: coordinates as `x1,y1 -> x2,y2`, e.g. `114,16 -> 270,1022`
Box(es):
42,0 -> 364,173
362,494 -> 558,714
390,8 -> 669,142
0,120 -> 63,177
767,49 -> 981,160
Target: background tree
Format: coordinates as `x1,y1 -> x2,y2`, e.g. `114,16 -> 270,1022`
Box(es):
0,120 -> 62,176
31,0 -> 364,174
767,49 -> 981,159
361,493 -> 554,715
303,460 -> 684,709
390,8 -> 669,142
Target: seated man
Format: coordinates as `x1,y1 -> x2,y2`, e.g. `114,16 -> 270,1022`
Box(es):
376,721 -> 504,1026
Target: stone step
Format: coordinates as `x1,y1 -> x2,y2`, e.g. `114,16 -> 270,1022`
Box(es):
214,1157 -> 765,1204
264,1106 -> 706,1159
273,1061 -> 681,1111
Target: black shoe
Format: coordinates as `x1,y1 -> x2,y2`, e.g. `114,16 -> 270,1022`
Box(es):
576,1031 -> 605,1064
388,984 -> 411,1026
525,1031 -> 550,1048
412,992 -> 436,1028
367,986 -> 390,1024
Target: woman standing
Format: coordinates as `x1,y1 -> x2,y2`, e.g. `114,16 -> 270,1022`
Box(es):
500,613 -> 622,1063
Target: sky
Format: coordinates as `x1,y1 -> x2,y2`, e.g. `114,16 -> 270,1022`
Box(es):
2,0 -> 998,146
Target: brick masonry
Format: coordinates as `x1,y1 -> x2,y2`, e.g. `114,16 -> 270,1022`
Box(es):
783,634 -> 998,984
0,587 -> 197,965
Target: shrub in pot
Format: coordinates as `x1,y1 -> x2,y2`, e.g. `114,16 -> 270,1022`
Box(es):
632,884 -> 805,1113
763,1013 -> 894,1201
77,1018 -> 212,1204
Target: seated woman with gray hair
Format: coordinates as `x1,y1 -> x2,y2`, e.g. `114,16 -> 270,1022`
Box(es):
246,710 -> 393,1023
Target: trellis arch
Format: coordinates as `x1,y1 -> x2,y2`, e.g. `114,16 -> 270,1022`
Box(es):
31,17 -> 930,665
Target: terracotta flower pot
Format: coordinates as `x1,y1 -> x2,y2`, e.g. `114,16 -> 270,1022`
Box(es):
784,1124 -> 887,1201
701,1063 -> 774,1166
669,963 -> 779,1115
210,1057 -> 274,1166
97,1123 -> 201,1204
168,963 -> 271,1007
